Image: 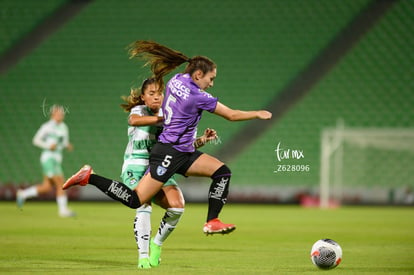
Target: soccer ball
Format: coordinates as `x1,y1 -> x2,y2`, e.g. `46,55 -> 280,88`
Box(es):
310,239 -> 342,269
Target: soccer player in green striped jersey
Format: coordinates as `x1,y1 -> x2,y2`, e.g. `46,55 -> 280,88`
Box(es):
16,104 -> 75,217
120,78 -> 179,269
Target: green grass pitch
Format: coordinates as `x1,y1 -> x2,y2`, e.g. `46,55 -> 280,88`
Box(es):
1,201 -> 414,274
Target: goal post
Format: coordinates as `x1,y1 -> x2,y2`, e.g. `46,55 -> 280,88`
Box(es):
319,123 -> 414,208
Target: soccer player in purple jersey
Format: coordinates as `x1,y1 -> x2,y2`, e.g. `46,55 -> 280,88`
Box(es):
63,40 -> 272,256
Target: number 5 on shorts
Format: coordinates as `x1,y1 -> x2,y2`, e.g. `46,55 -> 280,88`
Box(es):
162,155 -> 172,168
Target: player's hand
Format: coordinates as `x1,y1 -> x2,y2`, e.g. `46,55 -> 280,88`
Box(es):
66,143 -> 74,152
202,128 -> 218,142
50,144 -> 57,151
257,110 -> 272,120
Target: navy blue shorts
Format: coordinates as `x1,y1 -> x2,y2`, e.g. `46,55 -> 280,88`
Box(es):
149,142 -> 203,183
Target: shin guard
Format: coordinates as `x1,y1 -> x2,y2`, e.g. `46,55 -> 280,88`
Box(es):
89,174 -> 141,208
153,208 -> 184,246
207,165 -> 231,222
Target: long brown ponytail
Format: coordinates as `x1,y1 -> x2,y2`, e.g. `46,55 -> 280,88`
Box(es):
127,40 -> 216,90
128,41 -> 188,91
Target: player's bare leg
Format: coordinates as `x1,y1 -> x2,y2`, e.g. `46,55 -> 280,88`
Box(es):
16,176 -> 52,209
52,175 -> 75,217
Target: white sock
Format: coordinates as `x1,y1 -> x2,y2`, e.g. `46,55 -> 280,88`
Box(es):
20,186 -> 38,199
153,208 -> 184,246
57,195 -> 69,213
134,204 -> 152,259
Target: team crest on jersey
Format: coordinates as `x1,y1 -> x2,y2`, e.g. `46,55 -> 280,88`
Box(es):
156,166 -> 167,176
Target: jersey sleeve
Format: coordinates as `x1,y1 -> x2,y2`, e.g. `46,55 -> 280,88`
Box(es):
32,124 -> 49,150
196,91 -> 218,113
62,123 -> 69,148
130,105 -> 146,117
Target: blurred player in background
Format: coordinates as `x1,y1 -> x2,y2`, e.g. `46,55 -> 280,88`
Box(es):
17,104 -> 74,217
64,40 -> 271,238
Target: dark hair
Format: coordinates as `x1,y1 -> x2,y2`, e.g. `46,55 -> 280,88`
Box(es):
128,40 -> 216,90
184,56 -> 216,76
120,78 -> 157,112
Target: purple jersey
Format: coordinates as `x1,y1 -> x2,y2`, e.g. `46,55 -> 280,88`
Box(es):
159,73 -> 218,152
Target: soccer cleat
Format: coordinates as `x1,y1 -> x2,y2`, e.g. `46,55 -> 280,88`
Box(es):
137,258 -> 151,269
16,190 -> 25,209
62,165 -> 92,190
203,218 -> 236,235
59,209 -> 76,218
149,239 -> 161,267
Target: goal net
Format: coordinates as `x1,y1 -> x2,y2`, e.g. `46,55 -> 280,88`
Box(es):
319,124 -> 414,207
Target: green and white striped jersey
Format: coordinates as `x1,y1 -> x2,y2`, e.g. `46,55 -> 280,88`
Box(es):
32,119 -> 69,163
123,105 -> 163,167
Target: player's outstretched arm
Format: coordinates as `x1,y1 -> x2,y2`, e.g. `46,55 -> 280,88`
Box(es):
213,102 -> 272,121
128,114 -> 163,126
